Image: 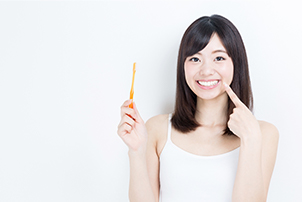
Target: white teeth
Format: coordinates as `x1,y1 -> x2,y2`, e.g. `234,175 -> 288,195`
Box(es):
197,80 -> 219,86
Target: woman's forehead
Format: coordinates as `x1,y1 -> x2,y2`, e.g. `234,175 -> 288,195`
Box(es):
195,34 -> 227,55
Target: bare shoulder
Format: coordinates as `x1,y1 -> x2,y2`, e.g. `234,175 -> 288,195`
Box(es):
146,114 -> 169,134
258,120 -> 279,146
145,114 -> 170,154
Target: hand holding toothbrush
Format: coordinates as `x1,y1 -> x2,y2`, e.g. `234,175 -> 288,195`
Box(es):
117,63 -> 148,153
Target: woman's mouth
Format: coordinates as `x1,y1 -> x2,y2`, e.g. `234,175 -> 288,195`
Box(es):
197,80 -> 220,89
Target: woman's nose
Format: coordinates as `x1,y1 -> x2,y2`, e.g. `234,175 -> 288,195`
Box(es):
199,61 -> 214,76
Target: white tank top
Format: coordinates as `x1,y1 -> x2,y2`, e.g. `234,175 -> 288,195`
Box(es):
159,114 -> 240,202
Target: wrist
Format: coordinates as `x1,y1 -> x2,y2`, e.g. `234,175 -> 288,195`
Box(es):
128,148 -> 147,159
240,132 -> 262,147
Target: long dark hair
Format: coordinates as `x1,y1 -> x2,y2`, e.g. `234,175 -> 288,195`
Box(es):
171,14 -> 253,135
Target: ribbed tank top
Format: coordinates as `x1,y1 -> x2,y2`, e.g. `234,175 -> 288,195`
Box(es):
159,114 -> 240,202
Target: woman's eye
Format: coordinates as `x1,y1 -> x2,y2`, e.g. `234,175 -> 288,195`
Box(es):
189,57 -> 200,62
215,56 -> 225,61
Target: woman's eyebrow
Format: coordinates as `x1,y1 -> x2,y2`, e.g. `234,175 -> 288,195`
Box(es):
212,49 -> 227,54
195,49 -> 227,55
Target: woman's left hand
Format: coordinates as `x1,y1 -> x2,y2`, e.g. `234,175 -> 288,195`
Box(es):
224,83 -> 262,141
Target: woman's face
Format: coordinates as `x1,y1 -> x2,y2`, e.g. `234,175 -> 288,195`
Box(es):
184,33 -> 234,100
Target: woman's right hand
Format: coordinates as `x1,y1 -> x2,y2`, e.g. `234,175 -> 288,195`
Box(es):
117,99 -> 148,153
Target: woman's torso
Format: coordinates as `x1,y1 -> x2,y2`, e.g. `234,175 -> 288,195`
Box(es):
156,114 -> 240,202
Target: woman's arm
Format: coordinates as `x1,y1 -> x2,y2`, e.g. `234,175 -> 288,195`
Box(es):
232,122 -> 279,202
128,150 -> 157,202
144,114 -> 169,201
117,100 -> 160,202
128,116 -> 161,202
224,84 -> 279,201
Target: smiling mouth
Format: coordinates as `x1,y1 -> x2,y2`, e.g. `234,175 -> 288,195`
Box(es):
197,80 -> 219,87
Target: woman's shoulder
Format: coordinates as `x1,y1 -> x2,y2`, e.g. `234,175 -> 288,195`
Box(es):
145,114 -> 170,153
258,120 -> 279,146
258,120 -> 279,136
145,114 -> 170,135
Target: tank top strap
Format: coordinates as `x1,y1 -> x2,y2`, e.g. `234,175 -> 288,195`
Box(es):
167,113 -> 172,141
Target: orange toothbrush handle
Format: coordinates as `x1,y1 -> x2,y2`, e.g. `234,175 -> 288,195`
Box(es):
129,62 -> 136,108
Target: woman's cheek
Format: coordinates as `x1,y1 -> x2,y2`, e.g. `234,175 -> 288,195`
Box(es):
219,64 -> 234,85
184,65 -> 194,81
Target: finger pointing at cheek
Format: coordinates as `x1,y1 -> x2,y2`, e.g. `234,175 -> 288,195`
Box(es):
223,82 -> 245,108
223,82 -> 260,138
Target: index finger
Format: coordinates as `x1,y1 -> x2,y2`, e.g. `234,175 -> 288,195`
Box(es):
223,82 -> 244,107
121,99 -> 133,108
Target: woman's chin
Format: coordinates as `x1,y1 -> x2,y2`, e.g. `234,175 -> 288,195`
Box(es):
196,91 -> 226,101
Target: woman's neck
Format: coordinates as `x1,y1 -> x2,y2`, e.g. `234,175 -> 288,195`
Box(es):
195,94 -> 229,127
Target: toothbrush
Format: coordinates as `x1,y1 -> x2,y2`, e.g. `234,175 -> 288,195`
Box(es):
129,62 -> 136,108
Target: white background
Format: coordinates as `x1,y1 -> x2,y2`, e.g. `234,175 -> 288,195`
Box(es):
0,1 -> 301,201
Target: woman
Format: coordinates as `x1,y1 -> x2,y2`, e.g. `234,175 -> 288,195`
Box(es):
117,14 -> 279,202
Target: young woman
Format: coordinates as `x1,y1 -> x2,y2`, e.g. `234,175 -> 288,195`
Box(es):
117,14 -> 279,202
